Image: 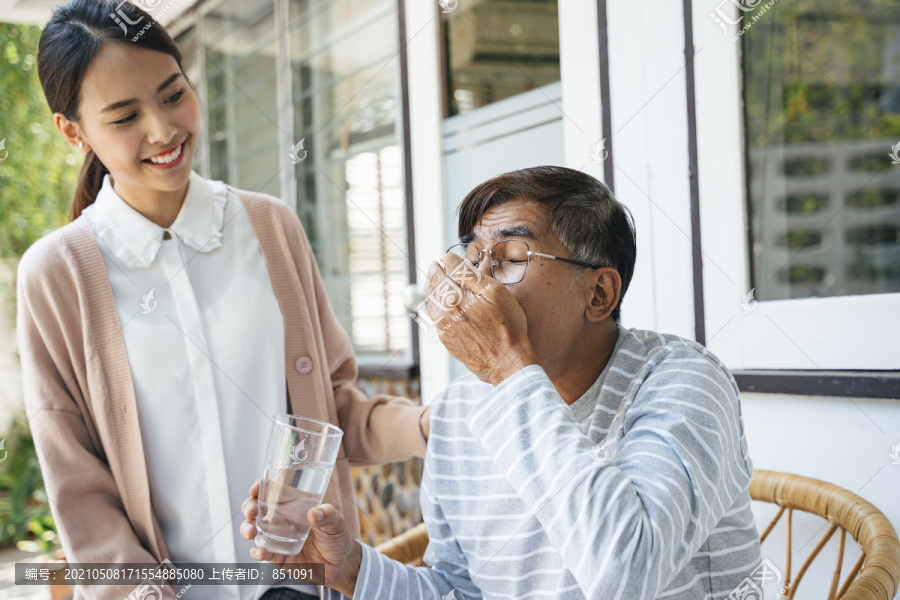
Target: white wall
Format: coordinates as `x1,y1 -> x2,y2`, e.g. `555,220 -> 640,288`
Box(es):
743,392 -> 900,599
604,0 -> 697,341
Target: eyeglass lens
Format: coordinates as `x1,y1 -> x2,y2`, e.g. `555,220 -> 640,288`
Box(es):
448,240 -> 529,284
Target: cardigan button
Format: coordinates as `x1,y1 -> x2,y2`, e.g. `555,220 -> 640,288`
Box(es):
295,356 -> 313,374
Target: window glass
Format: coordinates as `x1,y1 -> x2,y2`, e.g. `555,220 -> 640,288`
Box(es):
743,0 -> 900,300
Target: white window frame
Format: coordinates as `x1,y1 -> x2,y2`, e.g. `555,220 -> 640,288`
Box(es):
403,0 -> 451,403
692,0 -> 900,371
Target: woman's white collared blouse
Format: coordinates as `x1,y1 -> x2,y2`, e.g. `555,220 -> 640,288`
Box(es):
82,172 -> 318,599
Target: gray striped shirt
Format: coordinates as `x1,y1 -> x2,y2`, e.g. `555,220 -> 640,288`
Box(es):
341,324 -> 761,599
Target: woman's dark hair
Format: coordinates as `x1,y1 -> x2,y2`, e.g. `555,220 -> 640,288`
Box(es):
457,166 -> 637,323
37,0 -> 186,221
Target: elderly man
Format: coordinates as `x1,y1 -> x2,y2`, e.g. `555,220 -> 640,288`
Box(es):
241,166 -> 762,599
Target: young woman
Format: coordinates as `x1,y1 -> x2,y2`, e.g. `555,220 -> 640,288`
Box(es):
17,2 -> 430,599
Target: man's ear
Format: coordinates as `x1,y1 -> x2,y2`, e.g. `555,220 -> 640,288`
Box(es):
53,112 -> 89,153
584,267 -> 621,323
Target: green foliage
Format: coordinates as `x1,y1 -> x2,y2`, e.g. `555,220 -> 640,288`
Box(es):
743,0 -> 900,146
0,22 -> 79,259
0,413 -> 58,554
0,23 -> 72,556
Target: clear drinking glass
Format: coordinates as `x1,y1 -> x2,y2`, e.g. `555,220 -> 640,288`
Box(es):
254,415 -> 343,555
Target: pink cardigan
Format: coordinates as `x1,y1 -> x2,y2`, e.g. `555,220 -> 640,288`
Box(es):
16,187 -> 426,599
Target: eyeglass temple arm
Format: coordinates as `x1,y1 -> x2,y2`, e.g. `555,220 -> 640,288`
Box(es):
529,251 -> 601,270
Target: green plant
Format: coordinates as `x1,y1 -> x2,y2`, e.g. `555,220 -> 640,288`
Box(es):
0,412 -> 58,554
1,22 -> 80,331
0,22 -> 77,260
1,24 -> 74,555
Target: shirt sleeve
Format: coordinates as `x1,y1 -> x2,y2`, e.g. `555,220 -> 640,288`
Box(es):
347,454 -> 482,599
276,200 -> 427,465
464,345 -> 753,599
16,251 -> 180,600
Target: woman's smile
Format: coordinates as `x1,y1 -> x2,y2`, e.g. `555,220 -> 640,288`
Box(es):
143,138 -> 187,169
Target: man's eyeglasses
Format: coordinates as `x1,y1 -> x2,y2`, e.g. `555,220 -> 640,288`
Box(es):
445,240 -> 603,285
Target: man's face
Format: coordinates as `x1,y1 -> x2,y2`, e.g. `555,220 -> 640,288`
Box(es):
462,199 -> 590,370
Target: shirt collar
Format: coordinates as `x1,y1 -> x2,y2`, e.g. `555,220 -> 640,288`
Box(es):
83,170 -> 229,269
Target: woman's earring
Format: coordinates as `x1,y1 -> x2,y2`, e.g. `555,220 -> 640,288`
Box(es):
78,141 -> 84,149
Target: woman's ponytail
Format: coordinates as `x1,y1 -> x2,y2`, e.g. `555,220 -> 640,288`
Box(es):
71,150 -> 107,221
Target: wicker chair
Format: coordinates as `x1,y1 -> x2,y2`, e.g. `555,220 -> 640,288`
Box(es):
375,469 -> 900,599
